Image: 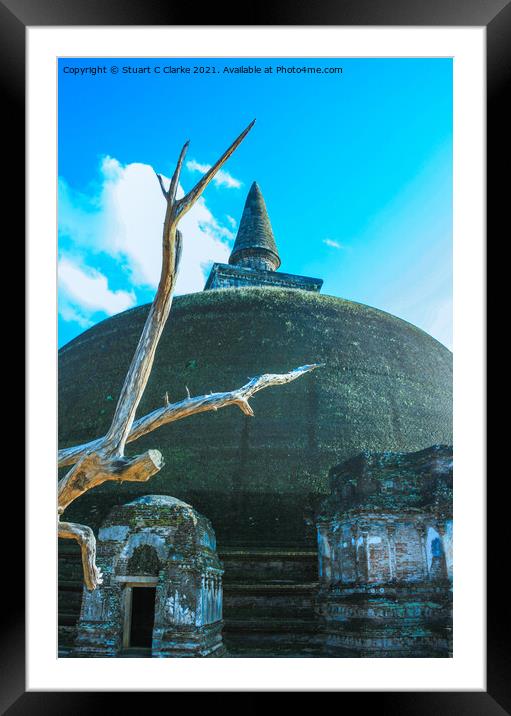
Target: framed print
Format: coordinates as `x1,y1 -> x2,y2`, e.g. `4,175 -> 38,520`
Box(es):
7,0 -> 502,709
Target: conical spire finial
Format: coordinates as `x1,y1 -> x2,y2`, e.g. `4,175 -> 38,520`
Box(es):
229,182 -> 281,271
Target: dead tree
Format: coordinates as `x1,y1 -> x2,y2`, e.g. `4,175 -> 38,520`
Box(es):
58,120 -> 319,590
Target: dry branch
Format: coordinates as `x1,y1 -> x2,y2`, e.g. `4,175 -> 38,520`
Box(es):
58,364 -> 321,468
58,449 -> 164,512
58,521 -> 103,591
175,119 -> 255,220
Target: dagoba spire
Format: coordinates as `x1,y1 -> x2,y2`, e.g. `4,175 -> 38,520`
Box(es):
229,182 -> 281,271
204,179 -> 322,292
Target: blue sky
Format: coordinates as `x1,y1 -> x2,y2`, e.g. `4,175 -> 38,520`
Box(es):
58,57 -> 452,348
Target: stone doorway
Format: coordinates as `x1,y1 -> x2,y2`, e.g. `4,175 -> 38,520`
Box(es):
121,578 -> 158,651
126,585 -> 157,649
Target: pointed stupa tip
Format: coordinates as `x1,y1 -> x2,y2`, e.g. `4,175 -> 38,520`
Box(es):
229,181 -> 281,272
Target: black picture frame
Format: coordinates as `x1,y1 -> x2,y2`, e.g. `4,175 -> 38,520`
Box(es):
8,0 -> 499,710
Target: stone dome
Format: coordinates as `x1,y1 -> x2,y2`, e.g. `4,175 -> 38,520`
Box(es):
97,494 -> 218,559
58,287 -> 452,548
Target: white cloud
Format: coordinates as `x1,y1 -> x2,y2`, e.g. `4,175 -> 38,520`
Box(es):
323,238 -> 344,249
58,302 -> 94,329
226,214 -> 237,228
186,159 -> 242,189
58,155 -> 236,316
58,257 -> 136,325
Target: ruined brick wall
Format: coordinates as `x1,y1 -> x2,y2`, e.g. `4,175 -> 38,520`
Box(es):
318,515 -> 451,587
316,446 -> 453,657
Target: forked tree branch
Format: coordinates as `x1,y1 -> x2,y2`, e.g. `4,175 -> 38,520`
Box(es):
101,120 -> 255,459
176,119 -> 255,220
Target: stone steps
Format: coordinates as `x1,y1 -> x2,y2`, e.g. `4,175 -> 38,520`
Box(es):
219,547 -> 321,655
219,548 -> 318,586
224,582 -> 318,592
223,582 -> 317,620
224,617 -> 320,635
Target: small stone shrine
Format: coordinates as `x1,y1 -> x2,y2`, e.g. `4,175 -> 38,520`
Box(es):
316,445 -> 453,657
73,495 -> 224,657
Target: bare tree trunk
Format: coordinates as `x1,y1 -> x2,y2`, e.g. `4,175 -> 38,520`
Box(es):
57,121 -> 319,589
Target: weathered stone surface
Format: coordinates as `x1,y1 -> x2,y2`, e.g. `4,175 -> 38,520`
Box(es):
316,445 -> 453,657
205,262 -> 323,292
72,495 -> 224,658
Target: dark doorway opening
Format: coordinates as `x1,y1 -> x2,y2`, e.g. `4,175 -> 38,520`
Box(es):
130,587 -> 156,648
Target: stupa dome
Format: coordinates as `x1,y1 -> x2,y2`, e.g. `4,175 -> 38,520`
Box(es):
58,287 -> 452,548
